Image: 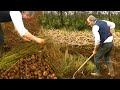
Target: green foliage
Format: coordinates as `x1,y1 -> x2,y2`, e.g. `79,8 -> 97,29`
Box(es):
0,42 -> 43,70
85,61 -> 96,71
40,13 -> 89,30
40,11 -> 120,31
59,48 -> 95,78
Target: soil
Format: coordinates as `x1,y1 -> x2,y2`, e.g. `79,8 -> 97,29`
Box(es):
45,30 -> 120,79
0,13 -> 120,79
3,27 -> 120,79
60,44 -> 120,79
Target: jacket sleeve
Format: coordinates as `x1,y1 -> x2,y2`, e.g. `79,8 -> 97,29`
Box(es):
9,11 -> 28,37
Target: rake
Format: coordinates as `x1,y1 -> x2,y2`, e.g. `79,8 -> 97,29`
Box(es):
72,54 -> 94,79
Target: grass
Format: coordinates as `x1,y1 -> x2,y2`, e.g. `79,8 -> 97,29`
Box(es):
0,42 -> 43,70
60,48 -> 95,78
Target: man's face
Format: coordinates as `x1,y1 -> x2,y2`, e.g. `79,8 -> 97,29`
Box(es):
22,11 -> 34,19
87,18 -> 93,27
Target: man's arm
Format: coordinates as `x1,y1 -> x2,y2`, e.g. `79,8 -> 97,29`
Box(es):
23,32 -> 45,44
92,25 -> 100,55
9,11 -> 45,45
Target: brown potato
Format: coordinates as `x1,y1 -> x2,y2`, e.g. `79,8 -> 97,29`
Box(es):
43,71 -> 48,76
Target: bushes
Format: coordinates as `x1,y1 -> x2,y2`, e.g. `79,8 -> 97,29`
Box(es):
40,12 -> 88,30
40,11 -> 120,31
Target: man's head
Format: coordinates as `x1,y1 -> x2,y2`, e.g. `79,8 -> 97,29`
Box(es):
87,15 -> 97,27
21,11 -> 35,19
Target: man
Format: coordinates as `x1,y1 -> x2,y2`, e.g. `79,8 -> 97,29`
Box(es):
0,11 -> 45,55
87,15 -> 115,77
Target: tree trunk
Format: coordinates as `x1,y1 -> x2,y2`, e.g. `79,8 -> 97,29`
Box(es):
108,11 -> 112,21
59,11 -> 64,26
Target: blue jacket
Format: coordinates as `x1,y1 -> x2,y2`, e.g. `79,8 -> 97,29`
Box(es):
94,20 -> 112,43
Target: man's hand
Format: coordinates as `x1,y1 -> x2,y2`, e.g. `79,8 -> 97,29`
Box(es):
93,50 -> 97,55
93,44 -> 99,55
23,32 -> 46,45
36,38 -> 45,45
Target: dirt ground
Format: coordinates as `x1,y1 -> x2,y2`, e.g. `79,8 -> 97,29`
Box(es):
61,44 -> 120,79
44,30 -> 120,79
1,12 -> 120,79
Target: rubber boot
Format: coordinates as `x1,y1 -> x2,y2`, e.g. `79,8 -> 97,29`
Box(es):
91,63 -> 101,77
107,64 -> 115,77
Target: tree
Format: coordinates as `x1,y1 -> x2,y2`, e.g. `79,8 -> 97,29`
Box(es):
108,11 -> 112,21
58,11 -> 64,27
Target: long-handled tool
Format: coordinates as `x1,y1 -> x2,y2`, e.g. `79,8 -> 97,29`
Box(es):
72,54 -> 94,79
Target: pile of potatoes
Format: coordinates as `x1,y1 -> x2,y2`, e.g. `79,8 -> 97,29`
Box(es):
0,53 -> 57,79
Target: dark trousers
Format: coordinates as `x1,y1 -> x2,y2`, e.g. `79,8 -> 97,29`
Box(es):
94,42 -> 113,73
0,23 -> 4,52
